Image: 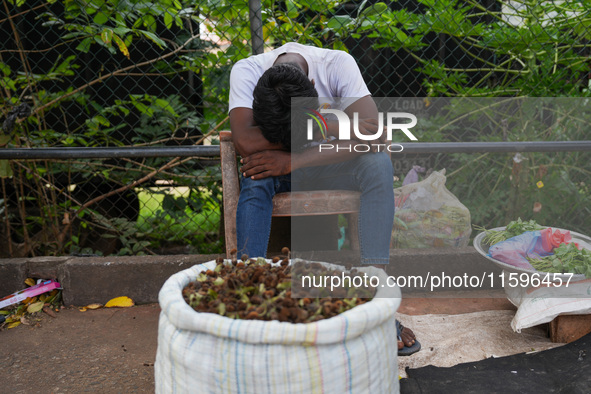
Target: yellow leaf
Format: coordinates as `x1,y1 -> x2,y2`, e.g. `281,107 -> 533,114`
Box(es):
25,278 -> 36,287
85,303 -> 103,310
112,34 -> 130,59
7,321 -> 21,329
78,307 -> 88,312
27,301 -> 44,314
105,296 -> 134,308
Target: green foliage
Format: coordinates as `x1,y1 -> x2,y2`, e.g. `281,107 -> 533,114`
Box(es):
355,0 -> 591,96
96,214 -> 153,256
2,0 -> 590,256
135,181 -> 222,254
41,0 -> 186,56
417,98 -> 591,235
1,0 -> 228,256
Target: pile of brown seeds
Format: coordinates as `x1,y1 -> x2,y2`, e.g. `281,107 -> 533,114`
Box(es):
182,254 -> 374,324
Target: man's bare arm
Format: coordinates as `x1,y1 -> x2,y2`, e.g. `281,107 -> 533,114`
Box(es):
240,96 -> 386,180
229,107 -> 283,157
324,95 -> 383,143
240,138 -> 381,179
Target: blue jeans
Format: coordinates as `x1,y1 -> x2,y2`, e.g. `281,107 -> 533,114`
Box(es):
236,152 -> 394,264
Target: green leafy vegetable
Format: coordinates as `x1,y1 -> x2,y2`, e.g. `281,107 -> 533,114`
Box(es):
476,218 -> 545,246
529,243 -> 591,278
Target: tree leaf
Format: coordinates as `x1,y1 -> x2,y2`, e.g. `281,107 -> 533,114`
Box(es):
140,30 -> 166,49
25,278 -> 36,286
327,15 -> 353,30
75,37 -> 93,53
105,296 -> 134,308
43,306 -> 57,318
0,160 -> 12,178
285,0 -> 299,18
101,28 -> 113,45
112,34 -> 130,59
164,12 -> 174,29
360,2 -> 388,17
27,301 -> 44,314
93,11 -> 109,25
7,321 -> 21,329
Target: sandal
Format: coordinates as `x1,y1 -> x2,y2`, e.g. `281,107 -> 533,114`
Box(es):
397,320 -> 421,356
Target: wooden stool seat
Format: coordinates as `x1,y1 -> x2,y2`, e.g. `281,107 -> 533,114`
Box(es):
272,190 -> 360,216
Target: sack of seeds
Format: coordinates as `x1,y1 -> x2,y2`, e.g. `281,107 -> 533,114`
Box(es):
155,260 -> 401,394
392,170 -> 472,249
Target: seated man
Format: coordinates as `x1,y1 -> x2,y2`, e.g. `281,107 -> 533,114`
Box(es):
228,42 -> 419,355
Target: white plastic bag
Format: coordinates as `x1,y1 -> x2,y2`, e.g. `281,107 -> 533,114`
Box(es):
392,170 -> 472,249
505,274 -> 591,332
155,261 -> 401,393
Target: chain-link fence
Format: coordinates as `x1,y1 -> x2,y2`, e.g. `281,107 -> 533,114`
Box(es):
1,0 -> 590,257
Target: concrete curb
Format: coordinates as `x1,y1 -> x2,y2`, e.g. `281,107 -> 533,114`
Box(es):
1,254 -> 219,306
0,248 -> 502,306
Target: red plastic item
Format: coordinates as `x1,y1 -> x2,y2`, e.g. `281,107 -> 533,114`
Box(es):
0,280 -> 61,309
488,228 -> 574,270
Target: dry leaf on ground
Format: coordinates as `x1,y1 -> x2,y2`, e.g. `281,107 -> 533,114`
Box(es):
27,301 -> 44,314
42,306 -> 57,318
105,296 -> 134,308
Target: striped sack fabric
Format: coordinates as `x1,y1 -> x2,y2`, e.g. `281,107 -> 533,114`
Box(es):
155,260 -> 401,394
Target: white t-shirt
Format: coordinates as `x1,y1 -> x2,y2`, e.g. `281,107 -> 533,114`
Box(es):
228,43 -> 371,113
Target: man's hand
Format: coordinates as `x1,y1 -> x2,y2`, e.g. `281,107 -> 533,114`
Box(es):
240,150 -> 291,180
353,117 -> 387,146
230,107 -> 283,157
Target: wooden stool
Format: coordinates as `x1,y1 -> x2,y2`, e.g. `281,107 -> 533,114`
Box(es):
219,130 -> 361,258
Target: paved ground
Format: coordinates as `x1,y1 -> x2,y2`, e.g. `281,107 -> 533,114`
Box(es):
0,304 -> 160,394
0,292 -> 518,393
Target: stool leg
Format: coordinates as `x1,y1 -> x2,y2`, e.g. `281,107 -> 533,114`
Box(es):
348,213 -> 360,250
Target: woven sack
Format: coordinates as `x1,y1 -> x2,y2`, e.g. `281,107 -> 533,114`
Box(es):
155,261 -> 401,393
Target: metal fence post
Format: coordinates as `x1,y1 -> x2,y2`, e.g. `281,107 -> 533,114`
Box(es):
249,0 -> 264,55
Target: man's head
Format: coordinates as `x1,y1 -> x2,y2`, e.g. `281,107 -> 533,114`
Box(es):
274,52 -> 309,74
252,61 -> 318,150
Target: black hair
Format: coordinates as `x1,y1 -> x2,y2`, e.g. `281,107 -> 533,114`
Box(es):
252,62 -> 318,150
